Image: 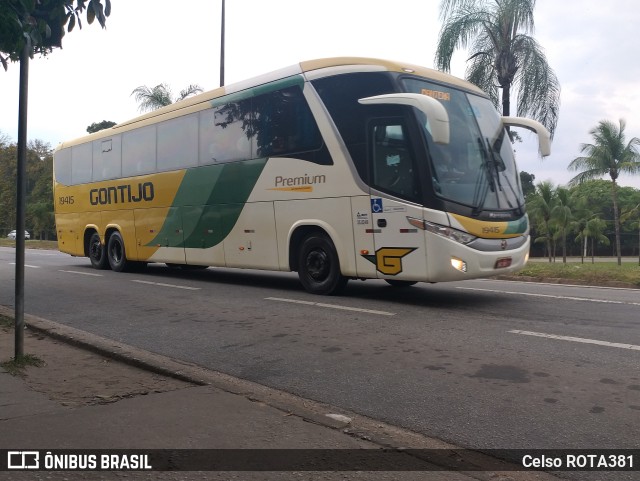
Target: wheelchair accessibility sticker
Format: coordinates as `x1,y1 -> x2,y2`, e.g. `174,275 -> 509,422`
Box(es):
371,198 -> 383,213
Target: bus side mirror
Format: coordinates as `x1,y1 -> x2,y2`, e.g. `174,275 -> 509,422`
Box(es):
358,94 -> 450,145
502,116 -> 551,157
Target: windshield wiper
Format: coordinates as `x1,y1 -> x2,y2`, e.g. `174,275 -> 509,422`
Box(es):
472,137 -> 497,215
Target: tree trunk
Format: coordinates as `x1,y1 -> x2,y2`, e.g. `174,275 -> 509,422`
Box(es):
611,179 -> 622,266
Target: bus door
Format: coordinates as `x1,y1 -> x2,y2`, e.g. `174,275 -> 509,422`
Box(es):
367,120 -> 427,280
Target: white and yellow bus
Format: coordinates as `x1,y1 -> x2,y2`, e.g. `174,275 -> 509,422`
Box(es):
53,57 -> 550,295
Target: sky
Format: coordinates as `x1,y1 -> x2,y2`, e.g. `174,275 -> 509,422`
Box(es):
1,0 -> 639,189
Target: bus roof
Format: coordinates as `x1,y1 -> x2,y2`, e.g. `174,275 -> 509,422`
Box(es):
56,57 -> 485,150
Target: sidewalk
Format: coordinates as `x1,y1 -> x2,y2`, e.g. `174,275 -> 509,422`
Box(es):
0,306 -> 560,481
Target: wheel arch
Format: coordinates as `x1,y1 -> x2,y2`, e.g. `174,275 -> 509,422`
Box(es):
288,221 -> 342,273
82,225 -> 100,257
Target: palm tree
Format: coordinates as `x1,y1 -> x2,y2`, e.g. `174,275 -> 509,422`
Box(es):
582,218 -> 610,263
527,180 -> 556,262
435,0 -> 560,137
620,203 -> 640,266
551,187 -> 574,263
131,83 -> 203,113
568,119 -> 640,265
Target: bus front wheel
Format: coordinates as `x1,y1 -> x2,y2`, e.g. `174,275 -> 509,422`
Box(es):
297,234 -> 347,295
107,231 -> 129,272
88,232 -> 109,270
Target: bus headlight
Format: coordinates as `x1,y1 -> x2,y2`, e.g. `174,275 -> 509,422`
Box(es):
451,257 -> 467,272
407,217 -> 477,245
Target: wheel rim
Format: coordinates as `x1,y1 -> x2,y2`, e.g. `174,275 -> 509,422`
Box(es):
110,242 -> 122,264
90,238 -> 102,260
306,248 -> 330,281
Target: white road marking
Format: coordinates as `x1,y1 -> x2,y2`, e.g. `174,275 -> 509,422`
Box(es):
9,263 -> 40,268
457,286 -> 640,306
132,280 -> 200,290
265,297 -> 395,316
509,330 -> 640,351
59,270 -> 103,277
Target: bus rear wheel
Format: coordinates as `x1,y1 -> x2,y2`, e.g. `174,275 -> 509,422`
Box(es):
107,231 -> 130,272
297,234 -> 347,295
88,232 -> 109,270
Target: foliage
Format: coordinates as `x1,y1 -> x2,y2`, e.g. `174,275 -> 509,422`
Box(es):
0,0 -> 110,70
519,171 -> 536,199
435,0 -> 560,138
569,119 -> 640,265
131,83 -> 204,113
0,133 -> 55,239
1,353 -> 45,376
515,261 -> 640,287
87,120 -> 116,133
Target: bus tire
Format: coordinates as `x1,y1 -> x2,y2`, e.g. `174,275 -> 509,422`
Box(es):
88,232 -> 109,270
385,279 -> 417,287
297,234 -> 347,295
107,231 -> 129,272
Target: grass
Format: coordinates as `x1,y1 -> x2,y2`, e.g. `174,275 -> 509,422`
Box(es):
0,239 -> 58,249
513,260 -> 640,287
0,314 -> 45,376
1,354 -> 46,376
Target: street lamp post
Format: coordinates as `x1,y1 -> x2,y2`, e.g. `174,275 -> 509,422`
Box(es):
220,0 -> 225,87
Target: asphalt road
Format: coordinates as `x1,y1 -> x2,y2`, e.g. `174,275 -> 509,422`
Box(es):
1,247 -> 639,457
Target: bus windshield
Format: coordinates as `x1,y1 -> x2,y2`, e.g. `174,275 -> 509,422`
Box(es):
401,78 -> 524,214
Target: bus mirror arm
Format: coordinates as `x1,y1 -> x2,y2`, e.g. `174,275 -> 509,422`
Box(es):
358,94 -> 450,144
502,116 -> 551,157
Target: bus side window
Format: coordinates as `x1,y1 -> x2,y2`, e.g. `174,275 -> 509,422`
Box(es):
370,122 -> 418,199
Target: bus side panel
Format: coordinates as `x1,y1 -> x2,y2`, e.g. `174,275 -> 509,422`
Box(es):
183,205 -> 226,267
350,195 -> 377,279
55,213 -> 82,256
274,197 -> 356,277
223,201 -> 279,270
107,210 -> 137,261
134,207 -> 185,264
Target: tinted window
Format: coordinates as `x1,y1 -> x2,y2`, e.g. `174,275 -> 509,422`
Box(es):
92,136 -> 122,181
158,114 -> 199,171
71,143 -> 92,184
54,148 -> 72,185
122,125 -> 156,177
312,72 -> 399,181
200,85 -> 324,165
370,121 -> 419,200
200,101 -> 252,164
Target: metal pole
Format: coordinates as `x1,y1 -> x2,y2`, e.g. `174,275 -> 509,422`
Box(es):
15,42 -> 29,359
220,0 -> 225,87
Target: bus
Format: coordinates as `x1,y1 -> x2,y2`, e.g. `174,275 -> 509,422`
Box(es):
53,57 -> 550,295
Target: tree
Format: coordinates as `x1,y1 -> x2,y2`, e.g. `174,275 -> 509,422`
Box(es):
0,0 -> 110,360
435,0 -> 560,137
131,83 -> 204,113
527,180 -> 556,262
0,0 -> 111,70
519,171 -> 536,199
582,218 -> 610,263
568,119 -> 640,265
87,120 -> 116,133
551,187 -> 574,263
621,203 -> 640,265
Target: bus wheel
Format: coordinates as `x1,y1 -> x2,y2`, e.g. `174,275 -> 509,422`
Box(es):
385,279 -> 417,287
107,231 -> 129,272
88,232 -> 109,270
297,234 -> 347,295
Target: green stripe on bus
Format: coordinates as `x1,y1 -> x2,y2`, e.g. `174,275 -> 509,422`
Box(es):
147,159 -> 268,249
504,216 -> 528,235
210,75 -> 305,107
